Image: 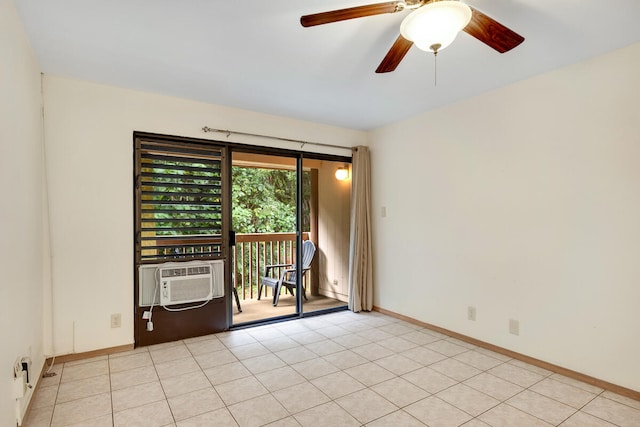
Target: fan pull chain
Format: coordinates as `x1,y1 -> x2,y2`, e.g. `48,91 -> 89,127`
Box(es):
430,43 -> 441,86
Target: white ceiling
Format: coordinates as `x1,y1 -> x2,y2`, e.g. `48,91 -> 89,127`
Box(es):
14,0 -> 640,130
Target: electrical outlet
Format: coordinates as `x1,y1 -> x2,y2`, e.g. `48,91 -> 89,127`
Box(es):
381,206 -> 387,218
332,280 -> 338,286
509,319 -> 520,336
111,313 -> 122,328
467,306 -> 476,321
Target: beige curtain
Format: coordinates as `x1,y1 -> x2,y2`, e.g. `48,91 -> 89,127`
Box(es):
348,146 -> 373,312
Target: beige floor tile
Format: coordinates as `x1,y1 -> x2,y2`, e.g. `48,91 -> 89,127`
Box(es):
246,325 -> 286,342
380,322 -> 419,336
261,336 -> 300,353
461,419 -> 491,427
549,373 -> 604,394
601,391 -> 640,411
430,358 -> 482,382
60,360 -> 109,383
508,359 -> 553,377
51,392 -> 111,427
111,380 -> 165,412
488,362 -> 545,388
463,372 -> 524,401
365,409 -> 427,426
436,383 -> 500,416
65,413 -> 113,427
203,361 -> 252,386
402,367 -> 458,394
322,350 -> 368,370
356,328 -> 394,343
344,361 -> 395,386
113,399 -> 174,427
290,332 -> 328,347
109,351 -> 153,373
228,393 -> 289,427
22,405 -> 54,427
215,376 -> 269,406
311,371 -> 366,400
218,331 -> 257,348
453,350 -> 504,371
64,355 -> 109,367
560,411 -> 618,426
474,348 -> 512,362
161,370 -> 212,398
230,342 -> 271,360
316,324 -> 351,338
295,401 -> 359,427
108,346 -> 149,359
255,366 -> 307,392
507,390 -> 576,425
336,388 -> 398,424
185,337 -> 226,356
425,340 -> 469,357
275,320 -> 312,335
290,357 -> 339,380
183,334 -> 216,344
401,346 -> 448,366
330,333 -> 371,349
374,354 -> 423,376
177,407 -> 239,426
194,348 -> 238,369
110,364 -> 158,391
351,342 -> 395,361
377,335 -> 420,352
242,353 -> 287,375
402,330 -> 442,345
273,381 -> 330,414
154,356 -> 200,380
168,387 -> 225,421
304,339 -> 345,356
274,346 -> 317,365
177,407 -> 238,426
56,374 -> 110,403
530,377 -> 597,408
371,377 -> 430,408
38,368 -> 63,388
31,385 -> 58,409
264,416 -> 301,427
582,396 -> 640,427
478,403 -> 552,427
150,343 -> 192,364
445,337 -> 477,350
404,396 -> 472,427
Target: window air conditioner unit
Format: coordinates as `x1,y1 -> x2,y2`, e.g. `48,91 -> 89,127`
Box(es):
159,263 -> 214,306
138,260 -> 224,307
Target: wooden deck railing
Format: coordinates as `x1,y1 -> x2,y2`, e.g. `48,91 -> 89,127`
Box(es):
233,232 -> 310,300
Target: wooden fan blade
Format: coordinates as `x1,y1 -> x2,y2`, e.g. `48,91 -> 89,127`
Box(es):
301,1 -> 401,27
376,34 -> 413,73
463,7 -> 524,53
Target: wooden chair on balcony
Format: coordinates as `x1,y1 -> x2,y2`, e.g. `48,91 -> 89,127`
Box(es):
259,240 -> 316,306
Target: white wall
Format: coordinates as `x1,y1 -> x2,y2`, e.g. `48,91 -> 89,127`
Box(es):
0,0 -> 45,424
369,43 -> 640,391
43,75 -> 366,355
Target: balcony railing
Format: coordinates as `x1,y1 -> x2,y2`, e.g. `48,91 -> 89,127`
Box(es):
140,232 -> 310,301
232,232 -> 310,300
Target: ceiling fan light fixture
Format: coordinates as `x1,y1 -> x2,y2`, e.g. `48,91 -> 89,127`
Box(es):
400,1 -> 472,52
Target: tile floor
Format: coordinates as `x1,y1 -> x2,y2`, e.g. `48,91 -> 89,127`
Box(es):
23,311 -> 640,427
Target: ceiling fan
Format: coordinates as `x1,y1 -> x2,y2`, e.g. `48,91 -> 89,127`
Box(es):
300,0 -> 525,73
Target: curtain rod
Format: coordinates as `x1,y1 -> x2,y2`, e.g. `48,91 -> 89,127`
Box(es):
201,126 -> 354,151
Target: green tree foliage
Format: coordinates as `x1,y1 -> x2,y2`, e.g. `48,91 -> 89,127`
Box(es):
232,167 -> 310,233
